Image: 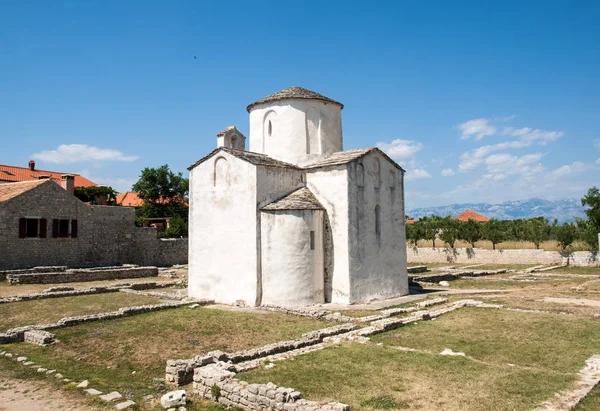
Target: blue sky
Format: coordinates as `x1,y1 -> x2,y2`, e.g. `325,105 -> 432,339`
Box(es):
1,0 -> 599,208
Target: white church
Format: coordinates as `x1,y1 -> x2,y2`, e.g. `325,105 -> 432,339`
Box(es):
188,87 -> 408,306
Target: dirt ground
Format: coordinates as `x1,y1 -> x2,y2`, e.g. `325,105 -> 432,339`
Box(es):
0,376 -> 94,411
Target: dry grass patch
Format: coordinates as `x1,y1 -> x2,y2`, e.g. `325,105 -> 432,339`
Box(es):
372,308 -> 600,372
239,342 -> 572,411
0,293 -> 165,330
0,306 -> 332,405
0,276 -> 178,297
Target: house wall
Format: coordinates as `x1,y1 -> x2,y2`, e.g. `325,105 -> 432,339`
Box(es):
187,152 -> 259,305
347,152 -> 408,303
260,209 -> 324,306
306,166 -> 350,304
248,99 -> 343,165
0,181 -> 185,270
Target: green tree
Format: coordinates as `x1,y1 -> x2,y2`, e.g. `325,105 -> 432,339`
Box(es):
555,222 -> 578,252
439,216 -> 460,248
164,214 -> 188,238
461,218 -> 482,248
132,165 -> 189,238
483,218 -> 505,250
525,217 -> 549,249
581,187 -> 600,250
132,164 -> 189,204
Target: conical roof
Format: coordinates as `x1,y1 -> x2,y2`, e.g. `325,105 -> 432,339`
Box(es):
246,86 -> 343,112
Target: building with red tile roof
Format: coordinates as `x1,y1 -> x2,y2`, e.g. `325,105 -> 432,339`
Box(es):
0,160 -> 97,188
454,209 -> 490,222
116,192 -> 145,207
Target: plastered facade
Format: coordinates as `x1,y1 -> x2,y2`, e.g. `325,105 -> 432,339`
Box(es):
188,87 -> 408,306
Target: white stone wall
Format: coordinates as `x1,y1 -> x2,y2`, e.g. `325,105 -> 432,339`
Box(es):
248,100 -> 343,164
347,152 -> 408,303
188,152 -> 259,305
306,167 -> 350,304
260,210 -> 324,306
406,247 -> 599,267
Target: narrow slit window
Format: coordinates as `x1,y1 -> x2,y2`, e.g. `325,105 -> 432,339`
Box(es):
375,205 -> 381,237
268,120 -> 273,136
310,231 -> 315,250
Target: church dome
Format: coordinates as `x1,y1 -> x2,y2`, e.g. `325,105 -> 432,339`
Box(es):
246,86 -> 343,112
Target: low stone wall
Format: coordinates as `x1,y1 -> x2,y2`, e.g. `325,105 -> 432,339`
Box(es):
0,280 -> 180,305
193,364 -> 349,411
6,266 -> 158,285
407,247 -> 599,267
0,266 -> 67,281
166,323 -> 356,386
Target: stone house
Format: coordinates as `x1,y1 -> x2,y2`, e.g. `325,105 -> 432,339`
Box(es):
0,179 -> 186,270
188,87 -> 408,306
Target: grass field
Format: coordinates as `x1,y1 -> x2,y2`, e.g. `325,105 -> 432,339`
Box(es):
240,307 -> 600,410
0,292 -> 165,330
0,306 -> 332,407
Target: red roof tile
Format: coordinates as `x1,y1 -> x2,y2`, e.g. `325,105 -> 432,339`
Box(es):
454,209 -> 490,222
116,192 -> 145,207
405,219 -> 416,225
0,163 -> 97,188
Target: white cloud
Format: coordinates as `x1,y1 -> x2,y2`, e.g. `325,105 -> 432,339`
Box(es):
441,168 -> 455,177
594,139 -> 600,150
32,144 -> 139,164
502,127 -> 563,145
376,139 -> 423,162
596,158 -> 600,165
458,119 -> 496,140
406,169 -> 432,181
458,124 -> 564,172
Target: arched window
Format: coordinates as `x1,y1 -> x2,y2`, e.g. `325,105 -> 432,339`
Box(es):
357,163 -> 365,187
213,157 -> 229,187
306,107 -> 319,154
373,158 -> 381,188
263,110 -> 277,152
375,205 -> 381,237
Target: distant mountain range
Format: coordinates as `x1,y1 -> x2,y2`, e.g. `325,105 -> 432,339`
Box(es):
407,198 -> 586,223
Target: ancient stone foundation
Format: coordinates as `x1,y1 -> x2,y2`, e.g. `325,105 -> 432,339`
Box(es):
193,364 -> 349,411
23,330 -> 56,346
6,266 -> 158,285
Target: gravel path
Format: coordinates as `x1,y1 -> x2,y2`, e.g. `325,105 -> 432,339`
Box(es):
0,376 -> 94,411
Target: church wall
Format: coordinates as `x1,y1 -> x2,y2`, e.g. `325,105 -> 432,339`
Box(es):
260,209 -> 324,306
347,152 -> 408,303
305,167 -> 351,304
188,152 -> 259,305
255,166 -> 304,208
248,100 -> 342,164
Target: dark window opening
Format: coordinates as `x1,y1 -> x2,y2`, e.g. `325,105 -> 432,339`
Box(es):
59,219 -> 70,237
310,231 -> 315,250
2,170 -> 15,176
268,120 -> 273,136
52,219 -> 77,238
26,219 -> 39,237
